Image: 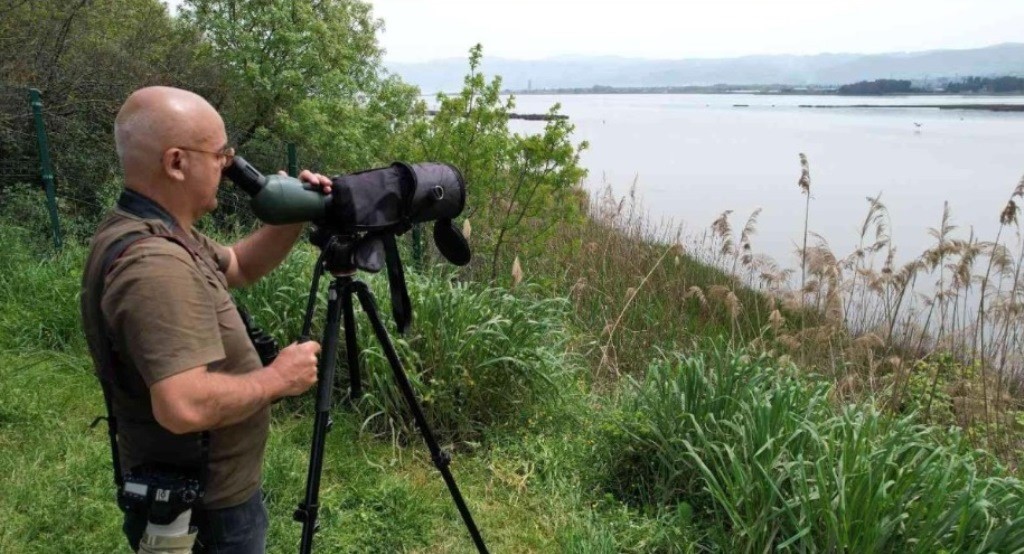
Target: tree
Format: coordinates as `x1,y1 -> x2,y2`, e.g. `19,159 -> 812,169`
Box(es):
182,0 -> 419,173
401,45 -> 588,283
0,0 -> 219,231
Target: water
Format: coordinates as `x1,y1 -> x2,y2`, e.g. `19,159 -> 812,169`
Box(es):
506,94 -> 1024,271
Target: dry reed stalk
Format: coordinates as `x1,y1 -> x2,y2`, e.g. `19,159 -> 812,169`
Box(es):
769,309 -> 785,333
711,210 -> 734,268
597,243 -> 675,377
798,153 -> 812,301
996,208 -> 1024,444
733,207 -> 762,276
511,256 -> 523,287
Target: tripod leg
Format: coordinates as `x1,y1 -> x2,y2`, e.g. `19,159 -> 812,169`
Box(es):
351,282 -> 490,554
341,284 -> 362,400
296,279 -> 344,554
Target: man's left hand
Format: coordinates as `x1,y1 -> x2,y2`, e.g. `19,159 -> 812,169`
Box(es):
278,169 -> 332,195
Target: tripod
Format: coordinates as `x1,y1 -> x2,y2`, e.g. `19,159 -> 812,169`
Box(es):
291,247 -> 489,554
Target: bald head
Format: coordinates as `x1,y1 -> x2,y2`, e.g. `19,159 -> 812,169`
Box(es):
114,86 -> 224,185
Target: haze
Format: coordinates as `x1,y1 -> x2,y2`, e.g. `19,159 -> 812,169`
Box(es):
164,0 -> 1024,63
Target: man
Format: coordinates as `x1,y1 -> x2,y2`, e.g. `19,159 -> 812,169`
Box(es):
80,86 -> 328,552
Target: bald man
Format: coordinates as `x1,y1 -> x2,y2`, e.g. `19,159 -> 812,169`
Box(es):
81,87 -> 329,553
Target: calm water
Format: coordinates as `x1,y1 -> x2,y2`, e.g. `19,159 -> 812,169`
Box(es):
506,94 -> 1024,270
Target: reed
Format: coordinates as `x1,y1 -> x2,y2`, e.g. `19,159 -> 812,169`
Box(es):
550,164 -> 1024,462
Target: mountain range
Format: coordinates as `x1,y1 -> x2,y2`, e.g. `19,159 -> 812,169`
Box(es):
386,43 -> 1024,93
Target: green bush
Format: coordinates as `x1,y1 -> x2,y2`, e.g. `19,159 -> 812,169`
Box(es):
355,270 -> 577,444
235,248 -> 578,445
599,342 -> 1024,552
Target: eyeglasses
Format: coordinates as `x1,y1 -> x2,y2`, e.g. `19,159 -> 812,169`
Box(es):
176,145 -> 236,168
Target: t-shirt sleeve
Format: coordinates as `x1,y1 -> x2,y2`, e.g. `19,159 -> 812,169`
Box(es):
102,241 -> 225,387
194,231 -> 232,274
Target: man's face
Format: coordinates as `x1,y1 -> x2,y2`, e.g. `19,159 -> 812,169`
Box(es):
179,116 -> 232,218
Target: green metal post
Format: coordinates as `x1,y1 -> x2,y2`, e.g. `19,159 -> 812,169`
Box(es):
287,143 -> 298,177
28,88 -> 62,249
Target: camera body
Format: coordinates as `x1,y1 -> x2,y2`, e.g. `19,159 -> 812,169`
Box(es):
118,465 -> 203,525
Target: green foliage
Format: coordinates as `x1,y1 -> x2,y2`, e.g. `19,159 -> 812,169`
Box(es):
599,342 -> 1024,552
355,272 -> 578,444
183,0 -> 420,171
1,0 -> 219,226
402,45 -> 589,283
235,244 -> 578,444
900,353 -> 960,426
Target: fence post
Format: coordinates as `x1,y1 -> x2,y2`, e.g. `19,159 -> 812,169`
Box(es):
287,143 -> 298,177
28,88 -> 61,249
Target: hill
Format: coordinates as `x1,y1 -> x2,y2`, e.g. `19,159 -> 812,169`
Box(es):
387,43 -> 1024,93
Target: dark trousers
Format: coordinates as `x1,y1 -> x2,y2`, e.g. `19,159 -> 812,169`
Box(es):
123,489 -> 268,553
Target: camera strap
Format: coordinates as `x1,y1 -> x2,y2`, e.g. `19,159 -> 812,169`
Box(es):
91,227 -> 211,494
382,234 -> 412,335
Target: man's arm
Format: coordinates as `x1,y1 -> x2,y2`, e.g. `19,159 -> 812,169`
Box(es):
224,223 -> 304,287
224,169 -> 332,288
150,341 -> 320,434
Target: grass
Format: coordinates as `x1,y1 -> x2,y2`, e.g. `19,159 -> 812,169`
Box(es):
0,350 -> 577,553
597,343 -> 1024,552
5,156 -> 1024,551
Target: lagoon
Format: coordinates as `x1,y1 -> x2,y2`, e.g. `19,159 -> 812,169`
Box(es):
507,94 -> 1024,271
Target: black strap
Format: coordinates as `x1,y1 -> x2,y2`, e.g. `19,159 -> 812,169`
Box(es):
93,232 -> 211,491
382,234 -> 412,335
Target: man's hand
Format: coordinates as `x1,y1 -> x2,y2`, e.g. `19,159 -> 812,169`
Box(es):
150,341 -> 321,434
279,169 -> 332,195
225,169 -> 333,288
267,341 -> 321,398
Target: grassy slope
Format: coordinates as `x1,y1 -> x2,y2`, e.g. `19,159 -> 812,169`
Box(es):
3,226 -> 1023,553
0,350 -> 607,553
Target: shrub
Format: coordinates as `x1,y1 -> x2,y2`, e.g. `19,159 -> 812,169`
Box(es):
237,251 -> 579,445
354,271 -> 577,444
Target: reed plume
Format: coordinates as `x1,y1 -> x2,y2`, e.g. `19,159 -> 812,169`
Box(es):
798,153 -> 812,296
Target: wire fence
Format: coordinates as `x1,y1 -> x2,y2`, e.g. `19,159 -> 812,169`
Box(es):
0,85 -> 63,248
0,88 -> 425,264
0,86 -> 42,185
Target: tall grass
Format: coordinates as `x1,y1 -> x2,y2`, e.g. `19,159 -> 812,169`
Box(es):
540,182 -> 792,378
352,272 -> 577,444
552,160 -> 1024,462
0,225 -> 85,353
599,342 -> 1024,552
234,248 -> 578,445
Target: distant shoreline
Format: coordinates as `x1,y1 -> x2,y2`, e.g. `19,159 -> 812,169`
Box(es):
506,89 -> 1024,98
795,103 -> 1024,112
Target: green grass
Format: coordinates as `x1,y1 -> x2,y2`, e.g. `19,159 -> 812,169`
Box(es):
3,220 -> 1024,553
0,230 -> 688,552
0,350 -> 613,553
598,342 -> 1024,552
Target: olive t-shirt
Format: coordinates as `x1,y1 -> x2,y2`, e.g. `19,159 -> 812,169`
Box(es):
82,192 -> 269,509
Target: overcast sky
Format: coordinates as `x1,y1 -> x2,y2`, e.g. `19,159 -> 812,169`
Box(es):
166,0 -> 1024,63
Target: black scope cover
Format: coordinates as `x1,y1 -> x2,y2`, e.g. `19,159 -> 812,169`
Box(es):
327,162 -> 465,233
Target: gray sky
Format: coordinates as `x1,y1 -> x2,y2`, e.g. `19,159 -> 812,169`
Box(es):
165,0 -> 1024,63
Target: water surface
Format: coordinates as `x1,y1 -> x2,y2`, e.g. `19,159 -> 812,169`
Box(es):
507,94 -> 1024,270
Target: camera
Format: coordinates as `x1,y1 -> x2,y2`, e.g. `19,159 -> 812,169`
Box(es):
118,464 -> 203,525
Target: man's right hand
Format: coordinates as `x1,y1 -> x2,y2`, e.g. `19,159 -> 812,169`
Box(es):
268,341 -> 321,397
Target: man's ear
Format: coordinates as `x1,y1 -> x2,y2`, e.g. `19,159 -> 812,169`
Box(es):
162,148 -> 187,182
